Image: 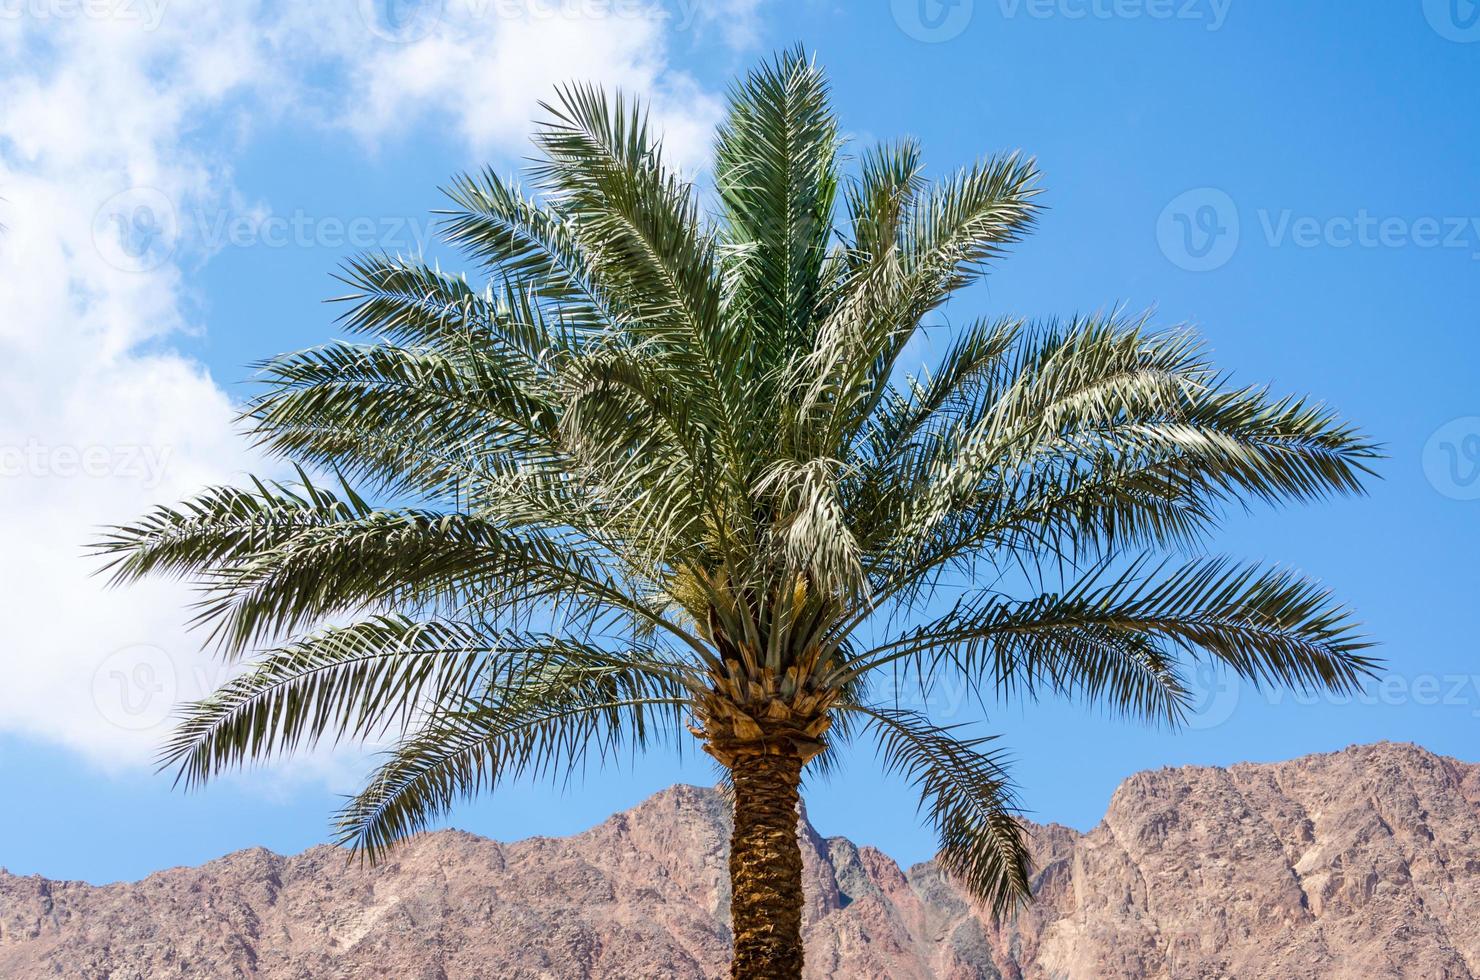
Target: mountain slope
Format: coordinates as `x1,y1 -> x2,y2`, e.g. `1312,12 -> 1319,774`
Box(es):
1,742 -> 1477,978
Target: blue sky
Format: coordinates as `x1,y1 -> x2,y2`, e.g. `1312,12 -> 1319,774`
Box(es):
1,0 -> 1478,884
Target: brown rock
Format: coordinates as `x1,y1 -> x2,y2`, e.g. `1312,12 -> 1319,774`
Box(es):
0,742 -> 1476,978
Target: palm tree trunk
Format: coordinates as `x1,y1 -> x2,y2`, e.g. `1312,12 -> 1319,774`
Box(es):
728,749 -> 805,979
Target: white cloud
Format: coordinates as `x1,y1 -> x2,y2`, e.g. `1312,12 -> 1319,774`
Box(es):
310,0 -> 727,170
0,0 -> 744,767
678,0 -> 766,50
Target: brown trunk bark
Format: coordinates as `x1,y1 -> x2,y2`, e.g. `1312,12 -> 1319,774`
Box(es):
727,750 -> 805,980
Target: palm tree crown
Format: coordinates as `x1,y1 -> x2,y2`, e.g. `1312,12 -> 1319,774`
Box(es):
96,48 -> 1378,979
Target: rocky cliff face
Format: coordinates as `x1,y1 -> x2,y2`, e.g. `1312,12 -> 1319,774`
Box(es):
2,742 -> 1477,979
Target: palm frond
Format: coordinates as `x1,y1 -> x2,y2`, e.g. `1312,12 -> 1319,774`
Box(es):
164,615 -> 702,790
850,705 -> 1030,916
897,153 -> 1042,318
872,315 -> 1380,593
843,557 -> 1375,724
335,661 -> 687,861
715,46 -> 840,366
245,340 -> 556,500
438,168 -> 620,333
843,139 -> 925,272
332,253 -> 566,363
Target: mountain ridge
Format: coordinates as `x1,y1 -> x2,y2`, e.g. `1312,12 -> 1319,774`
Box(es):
2,741 -> 1477,978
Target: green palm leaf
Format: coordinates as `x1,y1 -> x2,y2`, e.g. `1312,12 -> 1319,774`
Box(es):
851,706 -> 1030,918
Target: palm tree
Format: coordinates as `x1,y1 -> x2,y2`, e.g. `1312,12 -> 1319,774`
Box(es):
95,49 -> 1378,980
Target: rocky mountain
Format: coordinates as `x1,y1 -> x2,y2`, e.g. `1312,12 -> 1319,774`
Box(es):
2,742 -> 1478,978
